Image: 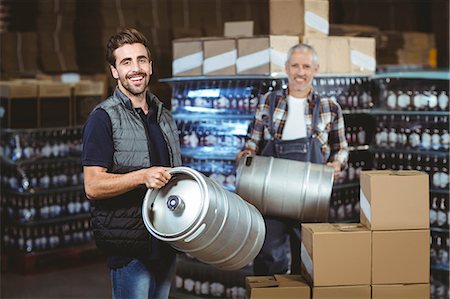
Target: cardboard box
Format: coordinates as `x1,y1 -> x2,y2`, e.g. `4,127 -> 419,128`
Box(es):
38,81 -> 72,128
237,35 -> 299,75
270,0 -> 329,36
300,36 -> 376,74
224,21 -> 254,37
327,36 -> 350,73
172,38 -> 204,77
372,230 -> 430,285
372,284 -> 430,299
0,81 -> 39,129
312,285 -> 371,299
301,223 -> 371,286
360,170 -> 429,230
246,275 -> 310,299
73,80 -> 105,125
349,37 -> 376,74
203,38 -> 237,76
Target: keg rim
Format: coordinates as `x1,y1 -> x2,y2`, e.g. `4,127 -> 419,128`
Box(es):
142,167 -> 210,241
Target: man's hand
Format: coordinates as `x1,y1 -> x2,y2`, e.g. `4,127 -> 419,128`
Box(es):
235,149 -> 256,165
141,166 -> 172,189
326,161 -> 341,180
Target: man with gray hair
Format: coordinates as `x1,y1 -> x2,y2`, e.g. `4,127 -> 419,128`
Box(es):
236,43 -> 348,275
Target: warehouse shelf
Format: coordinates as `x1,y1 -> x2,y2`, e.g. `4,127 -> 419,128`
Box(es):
372,71 -> 450,80
7,213 -> 91,227
368,109 -> 450,117
181,147 -> 239,160
431,265 -> 450,272
430,189 -> 450,195
332,182 -> 360,190
349,145 -> 370,152
342,109 -> 373,115
173,109 -> 255,120
430,227 -> 450,233
4,185 -> 84,196
369,147 -> 449,157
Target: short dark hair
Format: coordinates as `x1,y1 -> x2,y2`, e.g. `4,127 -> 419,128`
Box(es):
106,28 -> 152,67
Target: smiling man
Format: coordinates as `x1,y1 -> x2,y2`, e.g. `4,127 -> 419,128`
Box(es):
82,29 -> 181,299
236,43 -> 349,276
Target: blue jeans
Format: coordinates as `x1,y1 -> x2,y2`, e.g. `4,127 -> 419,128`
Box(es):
111,256 -> 176,299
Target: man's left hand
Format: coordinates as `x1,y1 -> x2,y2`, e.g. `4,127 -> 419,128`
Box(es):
326,161 -> 341,180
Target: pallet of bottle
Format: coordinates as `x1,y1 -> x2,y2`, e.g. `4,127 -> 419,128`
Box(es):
371,149 -> 449,191
372,113 -> 449,152
430,270 -> 449,299
430,229 -> 449,272
334,149 -> 374,185
177,118 -> 250,151
312,75 -> 373,111
2,214 -> 93,253
371,71 -> 449,112
167,77 -> 275,116
174,253 -> 251,299
0,126 -> 83,163
182,156 -> 237,192
1,187 -> 89,224
329,184 -> 361,223
1,156 -> 83,193
430,192 -> 450,231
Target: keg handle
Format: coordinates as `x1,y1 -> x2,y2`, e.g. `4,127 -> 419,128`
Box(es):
245,155 -> 253,166
167,195 -> 185,215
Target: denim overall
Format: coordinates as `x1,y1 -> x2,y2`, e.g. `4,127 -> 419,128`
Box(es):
254,91 -> 323,275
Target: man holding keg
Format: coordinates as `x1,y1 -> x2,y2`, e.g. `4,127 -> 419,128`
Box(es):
82,28 -> 181,298
236,43 -> 349,275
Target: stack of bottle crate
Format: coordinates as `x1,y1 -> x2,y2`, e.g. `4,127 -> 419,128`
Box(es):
0,78 -> 104,273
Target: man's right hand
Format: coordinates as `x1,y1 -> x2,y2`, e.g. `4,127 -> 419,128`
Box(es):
235,149 -> 255,165
141,166 -> 172,189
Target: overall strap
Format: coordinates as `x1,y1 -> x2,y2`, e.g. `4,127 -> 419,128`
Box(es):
311,93 -> 321,136
267,91 -> 278,138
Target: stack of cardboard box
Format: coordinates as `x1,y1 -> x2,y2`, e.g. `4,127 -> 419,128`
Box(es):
246,170 -> 431,298
0,78 -> 105,129
172,0 -> 376,77
0,32 -> 40,77
377,31 -> 436,68
360,170 -> 430,298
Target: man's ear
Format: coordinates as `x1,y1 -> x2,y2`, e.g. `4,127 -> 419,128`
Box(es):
110,65 -> 119,80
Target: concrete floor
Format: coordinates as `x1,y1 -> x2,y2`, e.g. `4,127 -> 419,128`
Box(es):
1,261 -> 111,299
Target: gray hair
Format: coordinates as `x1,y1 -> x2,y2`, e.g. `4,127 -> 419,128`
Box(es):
285,43 -> 319,67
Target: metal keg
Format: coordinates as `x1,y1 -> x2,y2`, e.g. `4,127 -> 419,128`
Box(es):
235,155 -> 334,222
142,167 -> 265,271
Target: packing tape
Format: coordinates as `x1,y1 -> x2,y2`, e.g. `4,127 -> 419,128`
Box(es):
351,50 -> 376,71
359,188 -> 371,224
270,49 -> 287,68
300,243 -> 313,279
333,223 -> 365,232
203,49 -> 237,74
305,11 -> 329,34
173,51 -> 203,75
236,49 -> 270,73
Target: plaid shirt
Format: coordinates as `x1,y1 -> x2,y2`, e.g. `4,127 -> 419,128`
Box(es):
244,89 -> 349,166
